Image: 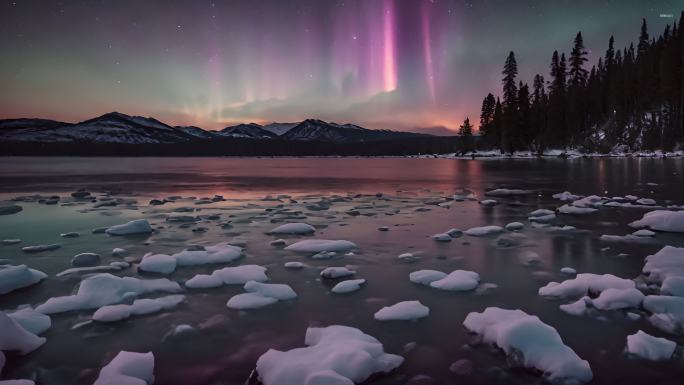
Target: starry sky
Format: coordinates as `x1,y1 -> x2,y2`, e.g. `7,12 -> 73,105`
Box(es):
0,0 -> 679,133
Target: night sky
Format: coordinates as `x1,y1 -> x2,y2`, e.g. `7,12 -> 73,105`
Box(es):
0,1 -> 679,132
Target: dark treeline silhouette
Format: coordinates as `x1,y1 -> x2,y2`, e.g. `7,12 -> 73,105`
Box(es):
477,12 -> 684,154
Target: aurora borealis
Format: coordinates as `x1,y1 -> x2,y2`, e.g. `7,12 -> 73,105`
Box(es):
0,0 -> 679,132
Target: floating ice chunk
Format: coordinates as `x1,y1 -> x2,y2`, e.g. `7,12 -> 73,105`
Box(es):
479,199 -> 498,207
625,330 -> 676,361
71,252 -> 101,267
505,222 -> 525,231
2,239 -> 21,245
139,253 -> 177,275
56,263 -> 126,277
331,279 -> 366,294
185,265 -> 269,289
484,189 -> 533,196
320,267 -> 356,279
642,295 -> 684,334
0,311 -> 46,355
7,308 -> 51,335
105,219 -> 153,236
92,295 -> 185,322
539,273 -> 634,299
270,239 -> 287,246
599,234 -> 656,244
552,191 -> 581,201
255,325 -> 403,385
642,246 -> 684,286
662,277 -> 684,297
374,301 -> 429,321
284,261 -> 305,270
268,223 -> 315,235
35,273 -> 181,314
632,229 -> 655,237
630,210 -> 684,232
636,198 -> 656,205
21,244 -> 60,253
529,209 -> 555,217
93,351 -> 155,385
245,281 -> 297,300
226,292 -> 278,310
112,248 -> 127,257
0,265 -> 47,295
559,297 -> 589,316
592,288 -> 644,310
398,253 -> 420,262
431,233 -> 452,242
173,243 -> 243,266
560,267 -> 577,275
285,239 -> 357,253
464,226 -> 504,236
463,307 -> 592,383
409,270 -> 447,285
429,270 -> 480,291
311,251 -> 337,259
446,228 -> 463,237
558,204 -> 597,215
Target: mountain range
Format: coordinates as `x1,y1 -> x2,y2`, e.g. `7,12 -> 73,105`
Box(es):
0,112 -> 432,145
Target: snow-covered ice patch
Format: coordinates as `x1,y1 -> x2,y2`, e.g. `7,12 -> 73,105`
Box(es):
105,219 -> 153,235
0,265 -> 47,295
93,351 -> 155,385
642,295 -> 684,334
92,295 -> 185,322
374,301 -> 429,321
464,226 -> 504,236
268,223 -> 315,235
592,288 -> 644,310
7,308 -> 51,335
331,279 -> 366,294
630,210 -> 684,233
463,307 -> 592,383
255,325 -> 403,385
0,311 -> 46,355
285,239 -> 357,253
320,267 -> 356,279
429,270 -> 480,291
539,273 -> 634,298
625,330 -> 676,361
185,265 -> 268,289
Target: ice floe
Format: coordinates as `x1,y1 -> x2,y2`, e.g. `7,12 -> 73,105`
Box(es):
139,253 -> 177,274
0,311 -> 46,355
320,267 -> 356,279
255,325 -> 403,385
539,273 -> 634,298
374,300 -> 429,321
284,261 -> 305,269
71,252 -> 101,267
431,233 -> 452,242
463,307 -> 592,383
331,279 -> 366,294
641,246 -> 684,291
0,265 -> 47,295
642,295 -> 684,334
592,288 -> 644,310
409,270 -> 447,285
479,199 -> 498,207
268,223 -> 315,235
35,274 -> 182,314
226,281 -> 296,310
559,297 -> 589,316
7,308 -> 51,335
226,292 -> 278,310
285,239 -> 357,253
105,219 -> 153,235
410,269 -> 479,291
93,351 -> 155,385
185,265 -> 268,289
625,330 -> 676,361
92,295 -> 185,322
505,222 -> 525,231
21,244 -> 60,253
552,191 -> 581,201
630,210 -> 684,232
464,226 -> 504,236
560,267 -> 577,275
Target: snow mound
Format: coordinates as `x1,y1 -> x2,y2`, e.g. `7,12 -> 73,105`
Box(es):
599,234 -> 656,244
409,270 -> 447,285
626,330 -> 676,361
559,297 -> 589,316
463,307 -> 592,383
431,233 -> 452,242
320,267 -> 356,279
93,351 -> 155,385
0,265 -> 47,295
374,301 -> 429,321
139,253 -> 176,274
630,210 -> 684,233
268,223 -> 315,235
7,308 -> 51,335
429,270 -> 480,291
35,273 -> 182,314
464,226 -> 504,236
227,280 -> 297,310
105,219 -> 153,235
539,273 -> 634,298
642,246 -> 684,288
285,239 -> 357,253
642,295 -> 684,334
592,288 -> 644,310
255,325 -> 403,385
558,204 -> 597,215
505,222 -> 525,231
552,191 -> 581,201
0,311 -> 46,355
93,295 -> 185,322
331,279 -> 366,294
173,243 -> 243,266
185,265 -> 268,289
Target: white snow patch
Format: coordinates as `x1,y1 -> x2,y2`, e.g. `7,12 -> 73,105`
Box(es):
625,330 -> 676,360
539,274 -> 634,299
409,270 -> 447,285
429,270 -> 480,291
105,219 -> 153,235
268,223 -> 315,235
285,239 -> 357,253
0,265 -> 47,295
592,288 -> 644,310
320,267 -> 356,279
630,210 -> 684,233
374,301 -> 429,321
185,265 -> 268,289
642,295 -> 684,334
0,311 -> 46,355
92,295 -> 185,322
93,351 -> 155,385
331,279 -> 366,294
464,226 -> 504,236
7,308 -> 51,335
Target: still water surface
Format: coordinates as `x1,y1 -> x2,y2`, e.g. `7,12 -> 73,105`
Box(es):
1,157 -> 683,385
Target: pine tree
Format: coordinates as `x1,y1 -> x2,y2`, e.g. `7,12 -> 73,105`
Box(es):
501,51 -> 518,153
457,117 -> 474,154
479,93 -> 497,147
569,32 -> 589,87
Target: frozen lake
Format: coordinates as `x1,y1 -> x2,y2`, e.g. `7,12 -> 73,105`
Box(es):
1,157 -> 684,385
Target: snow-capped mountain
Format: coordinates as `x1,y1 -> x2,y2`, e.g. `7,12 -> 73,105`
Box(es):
176,125 -> 217,139
262,122 -> 299,136
218,123 -> 278,139
0,112 -> 197,144
281,119 -> 426,142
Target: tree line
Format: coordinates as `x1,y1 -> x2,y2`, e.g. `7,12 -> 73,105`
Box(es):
459,12 -> 684,154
